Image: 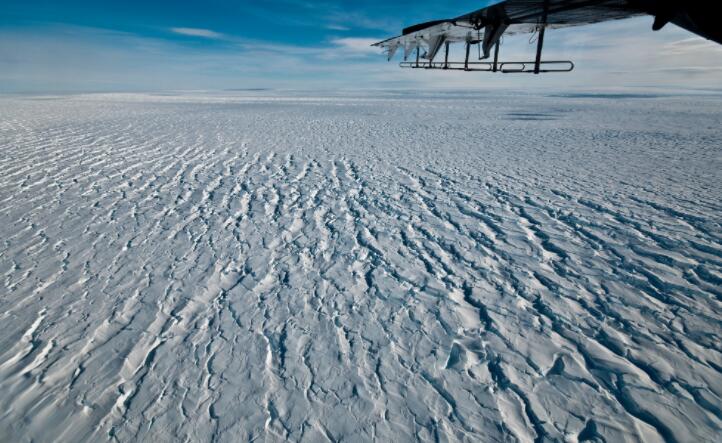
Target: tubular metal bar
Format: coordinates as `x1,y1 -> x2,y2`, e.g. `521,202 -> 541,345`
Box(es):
399,60 -> 573,73
401,61 -> 493,71
500,60 -> 574,73
535,0 -> 550,74
444,42 -> 450,69
493,41 -> 500,72
415,47 -> 420,68
534,27 -> 546,74
464,42 -> 471,70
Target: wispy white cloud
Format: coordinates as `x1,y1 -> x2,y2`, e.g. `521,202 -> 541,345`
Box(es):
170,27 -> 223,39
326,24 -> 351,31
331,38 -> 381,54
663,37 -> 722,55
2,19 -> 721,93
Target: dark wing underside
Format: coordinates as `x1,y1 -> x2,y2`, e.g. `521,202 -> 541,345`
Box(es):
373,0 -> 721,62
454,0 -> 640,27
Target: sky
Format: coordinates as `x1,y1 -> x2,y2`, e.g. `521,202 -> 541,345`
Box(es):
1,0 -> 721,92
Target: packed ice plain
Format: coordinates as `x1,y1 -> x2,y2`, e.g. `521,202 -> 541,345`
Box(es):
0,90 -> 721,443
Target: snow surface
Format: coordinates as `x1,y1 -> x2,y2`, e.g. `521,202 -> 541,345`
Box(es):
0,91 -> 721,442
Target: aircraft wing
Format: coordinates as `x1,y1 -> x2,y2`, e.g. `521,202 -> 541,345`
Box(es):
373,0 -> 721,65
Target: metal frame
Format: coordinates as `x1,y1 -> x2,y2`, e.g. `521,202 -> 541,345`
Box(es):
399,60 -> 573,73
396,0 -> 576,74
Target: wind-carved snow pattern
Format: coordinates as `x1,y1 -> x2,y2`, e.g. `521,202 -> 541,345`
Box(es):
0,91 -> 720,442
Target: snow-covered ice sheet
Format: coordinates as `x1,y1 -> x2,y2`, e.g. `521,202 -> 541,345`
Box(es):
0,91 -> 721,442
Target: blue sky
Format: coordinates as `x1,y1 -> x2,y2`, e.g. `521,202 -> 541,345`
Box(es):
1,0 -> 721,92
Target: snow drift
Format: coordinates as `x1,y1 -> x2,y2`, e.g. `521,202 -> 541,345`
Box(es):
0,91 -> 720,442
